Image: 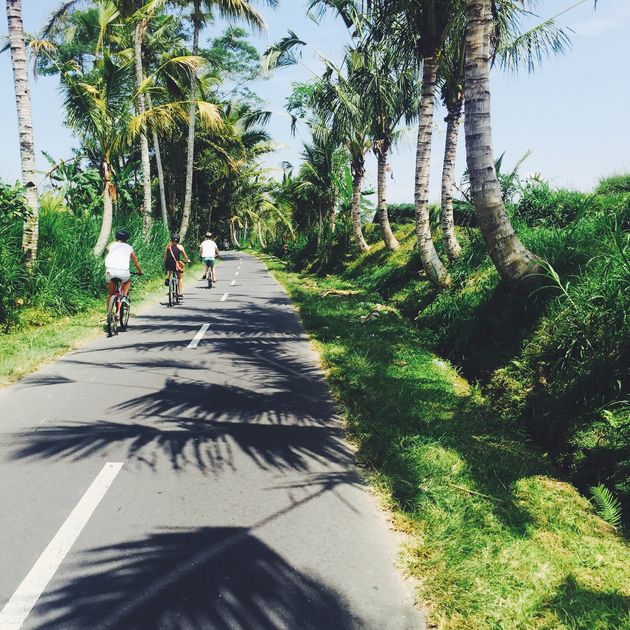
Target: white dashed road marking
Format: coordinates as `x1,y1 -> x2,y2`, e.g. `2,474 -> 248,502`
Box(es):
220,293 -> 229,302
188,323 -> 210,349
230,280 -> 236,286
0,462 -> 123,629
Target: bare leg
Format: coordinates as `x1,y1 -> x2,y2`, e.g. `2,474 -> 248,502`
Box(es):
121,280 -> 131,297
177,271 -> 183,295
107,281 -> 115,310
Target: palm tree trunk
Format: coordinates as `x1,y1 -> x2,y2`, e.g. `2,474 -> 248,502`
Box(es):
134,21 -> 152,235
414,56 -> 450,287
145,91 -> 168,234
441,100 -> 463,261
94,161 -> 113,256
7,0 -> 39,268
351,156 -> 369,252
375,144 -> 399,250
464,0 -> 538,282
180,0 -> 201,241
230,221 -> 240,247
257,221 -> 266,248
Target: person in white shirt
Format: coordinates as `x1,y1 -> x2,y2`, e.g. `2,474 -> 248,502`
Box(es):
200,232 -> 220,283
104,228 -> 143,309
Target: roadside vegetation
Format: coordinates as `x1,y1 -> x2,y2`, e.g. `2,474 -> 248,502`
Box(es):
2,0 -> 277,336
264,251 -> 630,629
260,179 -> 630,625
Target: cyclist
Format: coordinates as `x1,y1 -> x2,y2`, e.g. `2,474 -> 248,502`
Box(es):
164,233 -> 191,299
105,228 -> 143,310
200,232 -> 220,283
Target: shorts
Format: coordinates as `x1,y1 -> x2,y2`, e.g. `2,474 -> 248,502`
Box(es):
203,257 -> 216,267
106,268 -> 130,283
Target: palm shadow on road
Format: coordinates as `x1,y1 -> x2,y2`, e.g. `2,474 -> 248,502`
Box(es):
31,526 -> 361,630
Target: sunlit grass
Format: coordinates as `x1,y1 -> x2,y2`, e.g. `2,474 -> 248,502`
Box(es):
264,255 -> 630,630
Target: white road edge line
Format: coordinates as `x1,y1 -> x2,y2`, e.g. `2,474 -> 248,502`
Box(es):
188,323 -> 210,349
0,462 -> 123,629
220,293 -> 229,302
234,271 -> 239,276
230,280 -> 236,286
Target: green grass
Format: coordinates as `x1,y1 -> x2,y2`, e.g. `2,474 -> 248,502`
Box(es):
260,254 -> 630,630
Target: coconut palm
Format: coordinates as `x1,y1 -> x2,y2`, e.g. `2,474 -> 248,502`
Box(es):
44,0 -> 166,235
463,0 -> 538,281
311,65 -> 371,252
6,0 -> 39,267
174,0 -> 276,241
463,0 -> 574,281
351,42 -> 418,251
59,50 -> 133,255
438,41 -> 464,261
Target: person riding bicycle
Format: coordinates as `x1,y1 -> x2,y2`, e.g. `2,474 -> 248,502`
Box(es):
164,233 -> 191,299
200,232 -> 220,284
105,228 -> 143,310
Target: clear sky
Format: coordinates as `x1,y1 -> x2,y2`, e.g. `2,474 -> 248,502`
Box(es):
1,0 -> 628,203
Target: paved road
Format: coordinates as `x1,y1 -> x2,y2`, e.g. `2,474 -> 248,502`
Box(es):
0,252 -> 422,630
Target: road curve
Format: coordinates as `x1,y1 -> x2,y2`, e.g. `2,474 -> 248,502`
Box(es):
0,252 -> 422,630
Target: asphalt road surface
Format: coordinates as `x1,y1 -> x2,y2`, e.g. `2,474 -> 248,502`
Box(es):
0,252 -> 422,630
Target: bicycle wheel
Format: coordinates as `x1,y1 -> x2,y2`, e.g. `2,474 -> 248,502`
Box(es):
168,277 -> 174,307
119,297 -> 130,330
107,295 -> 118,337
207,274 -> 213,289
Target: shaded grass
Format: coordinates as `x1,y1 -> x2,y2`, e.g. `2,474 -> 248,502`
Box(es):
263,255 -> 630,630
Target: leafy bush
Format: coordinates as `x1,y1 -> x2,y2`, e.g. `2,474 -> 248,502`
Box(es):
515,180 -> 596,227
596,173 -> 630,195
0,181 -> 30,224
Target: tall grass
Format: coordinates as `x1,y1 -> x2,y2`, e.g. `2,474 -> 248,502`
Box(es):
0,208 -> 175,329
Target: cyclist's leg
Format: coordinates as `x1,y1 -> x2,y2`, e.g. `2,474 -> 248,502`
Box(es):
107,280 -> 116,310
121,279 -> 131,298
209,259 -> 217,282
176,270 -> 183,295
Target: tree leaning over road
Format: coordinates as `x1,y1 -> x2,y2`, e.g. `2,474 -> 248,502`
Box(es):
6,0 -> 40,268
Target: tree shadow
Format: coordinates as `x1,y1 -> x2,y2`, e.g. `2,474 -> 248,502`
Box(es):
32,527 -> 361,630
8,415 -> 352,474
539,574 -> 630,629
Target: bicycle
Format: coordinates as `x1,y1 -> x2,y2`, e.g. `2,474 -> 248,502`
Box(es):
107,272 -> 139,337
167,272 -> 181,307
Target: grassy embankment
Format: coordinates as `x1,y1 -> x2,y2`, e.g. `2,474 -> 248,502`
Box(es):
259,215 -> 630,628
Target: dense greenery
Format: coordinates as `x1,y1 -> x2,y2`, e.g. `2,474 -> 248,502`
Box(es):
274,175 -> 629,523
2,0 -> 275,329
263,253 -> 630,629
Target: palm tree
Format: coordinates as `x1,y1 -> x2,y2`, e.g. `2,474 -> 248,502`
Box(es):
438,43 -> 464,261
6,0 -> 39,267
45,0 -> 160,234
352,43 -> 418,251
142,12 -> 188,233
175,0 -> 275,241
60,51 -> 133,255
463,0 -> 571,281
312,66 -> 370,252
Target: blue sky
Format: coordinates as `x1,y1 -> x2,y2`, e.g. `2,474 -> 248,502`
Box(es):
1,0 -> 628,203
